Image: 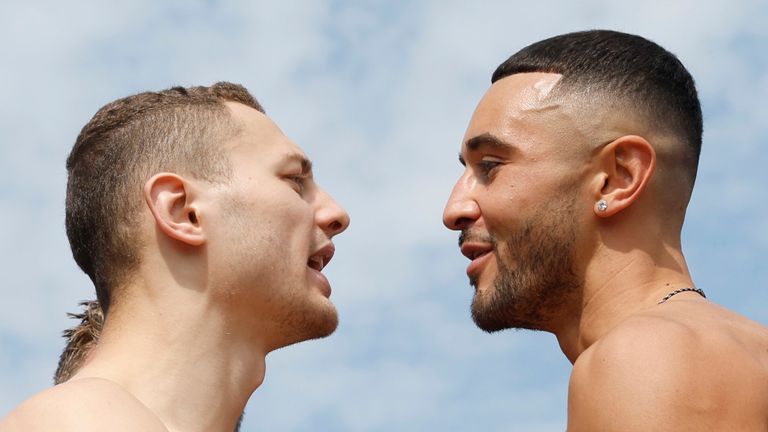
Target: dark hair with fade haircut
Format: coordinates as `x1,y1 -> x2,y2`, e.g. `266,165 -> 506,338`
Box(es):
66,82 -> 264,314
492,30 -> 703,187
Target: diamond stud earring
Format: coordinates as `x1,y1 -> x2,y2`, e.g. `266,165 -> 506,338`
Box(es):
597,199 -> 608,212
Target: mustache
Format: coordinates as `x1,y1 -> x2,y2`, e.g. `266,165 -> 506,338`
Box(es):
459,230 -> 494,248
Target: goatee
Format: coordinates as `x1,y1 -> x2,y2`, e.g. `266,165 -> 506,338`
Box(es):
469,198 -> 582,332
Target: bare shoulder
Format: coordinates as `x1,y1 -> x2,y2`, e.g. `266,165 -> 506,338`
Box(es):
568,302 -> 768,431
0,378 -> 167,432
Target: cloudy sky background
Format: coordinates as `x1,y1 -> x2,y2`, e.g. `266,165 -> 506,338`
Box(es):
1,1 -> 766,430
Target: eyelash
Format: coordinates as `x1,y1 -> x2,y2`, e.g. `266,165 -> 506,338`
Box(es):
477,160 -> 502,179
287,175 -> 307,193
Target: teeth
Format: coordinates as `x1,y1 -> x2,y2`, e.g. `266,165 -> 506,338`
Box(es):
309,255 -> 324,270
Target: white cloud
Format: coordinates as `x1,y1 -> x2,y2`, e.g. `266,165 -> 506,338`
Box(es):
1,1 -> 766,431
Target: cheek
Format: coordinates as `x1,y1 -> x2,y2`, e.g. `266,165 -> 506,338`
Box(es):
479,169 -> 551,233
477,184 -> 532,235
271,200 -> 314,231
259,200 -> 316,257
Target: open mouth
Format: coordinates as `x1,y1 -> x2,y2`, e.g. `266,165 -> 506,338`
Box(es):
307,255 -> 325,271
307,244 -> 335,272
460,243 -> 494,261
460,242 -> 494,281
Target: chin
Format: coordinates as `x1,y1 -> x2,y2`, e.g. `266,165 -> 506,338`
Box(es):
470,294 -> 508,333
469,283 -> 523,333
304,300 -> 339,339
311,311 -> 339,339
276,302 -> 339,349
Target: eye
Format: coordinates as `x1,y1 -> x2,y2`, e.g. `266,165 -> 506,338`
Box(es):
286,175 -> 307,193
476,159 -> 502,180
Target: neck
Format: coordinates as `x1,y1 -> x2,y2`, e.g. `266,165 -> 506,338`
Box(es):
553,240 -> 694,364
75,282 -> 267,432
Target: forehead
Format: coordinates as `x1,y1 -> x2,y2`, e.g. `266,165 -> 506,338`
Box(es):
225,102 -> 307,162
463,73 -> 569,153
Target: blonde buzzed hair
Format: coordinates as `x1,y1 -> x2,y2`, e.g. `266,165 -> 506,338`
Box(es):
65,83 -> 264,314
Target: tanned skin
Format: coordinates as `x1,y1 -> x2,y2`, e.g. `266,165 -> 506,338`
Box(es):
444,71 -> 768,431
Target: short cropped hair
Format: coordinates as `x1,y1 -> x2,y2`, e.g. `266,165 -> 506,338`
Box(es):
54,300 -> 103,384
66,83 -> 264,313
493,30 -> 702,186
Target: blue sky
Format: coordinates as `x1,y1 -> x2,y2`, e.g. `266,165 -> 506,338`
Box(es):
1,1 -> 766,431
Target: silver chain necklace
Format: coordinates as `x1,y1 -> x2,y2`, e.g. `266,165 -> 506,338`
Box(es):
658,287 -> 706,304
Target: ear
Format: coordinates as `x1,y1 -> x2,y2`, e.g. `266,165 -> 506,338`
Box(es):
143,173 -> 205,246
592,135 -> 656,218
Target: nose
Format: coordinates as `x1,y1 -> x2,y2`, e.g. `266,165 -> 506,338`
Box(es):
315,188 -> 350,238
443,174 -> 480,231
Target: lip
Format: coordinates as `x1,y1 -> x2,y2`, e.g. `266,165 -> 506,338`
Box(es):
310,243 -> 335,270
307,243 -> 335,298
460,242 -> 494,281
308,267 -> 332,298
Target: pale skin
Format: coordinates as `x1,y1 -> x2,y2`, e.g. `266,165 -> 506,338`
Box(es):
1,102 -> 350,432
443,73 -> 768,430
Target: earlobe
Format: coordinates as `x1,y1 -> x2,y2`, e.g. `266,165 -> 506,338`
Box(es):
593,135 -> 656,218
143,173 -> 206,246
596,199 -> 608,213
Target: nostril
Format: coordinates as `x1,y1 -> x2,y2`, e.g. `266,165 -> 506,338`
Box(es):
443,198 -> 480,230
329,220 -> 342,232
451,216 -> 474,231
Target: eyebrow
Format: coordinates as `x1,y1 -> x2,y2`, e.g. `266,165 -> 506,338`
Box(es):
285,153 -> 313,175
458,133 -> 514,165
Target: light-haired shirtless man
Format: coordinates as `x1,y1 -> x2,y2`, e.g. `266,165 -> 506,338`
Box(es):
2,82 -> 349,431
443,30 -> 768,430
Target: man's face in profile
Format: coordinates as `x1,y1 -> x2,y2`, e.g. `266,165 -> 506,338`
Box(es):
203,103 -> 350,348
443,73 -> 584,332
